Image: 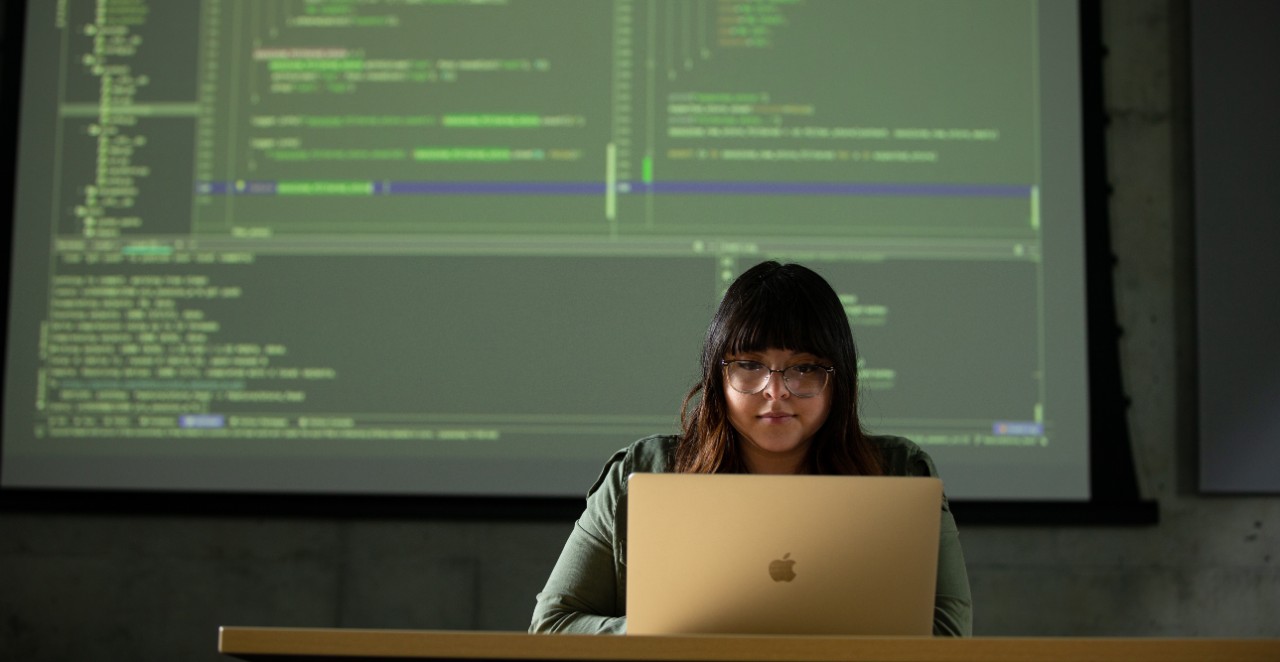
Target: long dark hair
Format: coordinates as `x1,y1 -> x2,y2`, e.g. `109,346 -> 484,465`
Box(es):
675,261 -> 883,476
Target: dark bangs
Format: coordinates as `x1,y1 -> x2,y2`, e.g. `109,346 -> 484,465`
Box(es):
711,263 -> 853,366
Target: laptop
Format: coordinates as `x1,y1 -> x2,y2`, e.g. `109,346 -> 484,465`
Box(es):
625,473 -> 942,636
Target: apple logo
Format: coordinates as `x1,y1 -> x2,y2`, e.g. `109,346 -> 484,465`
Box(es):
769,553 -> 796,582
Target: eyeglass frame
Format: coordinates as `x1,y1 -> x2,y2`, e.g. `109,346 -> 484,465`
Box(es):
719,359 -> 835,398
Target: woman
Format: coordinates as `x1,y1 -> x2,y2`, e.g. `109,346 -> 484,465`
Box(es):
529,261 -> 973,635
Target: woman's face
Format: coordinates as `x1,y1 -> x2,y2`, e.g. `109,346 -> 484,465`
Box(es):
722,347 -> 833,474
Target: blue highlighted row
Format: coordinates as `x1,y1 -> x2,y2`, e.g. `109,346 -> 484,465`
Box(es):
180,414 -> 225,429
992,421 -> 1044,436
196,180 -> 1033,198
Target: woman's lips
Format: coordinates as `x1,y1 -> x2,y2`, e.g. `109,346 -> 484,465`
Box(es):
759,411 -> 794,422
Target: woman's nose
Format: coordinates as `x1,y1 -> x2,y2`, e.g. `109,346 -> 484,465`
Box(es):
761,370 -> 789,399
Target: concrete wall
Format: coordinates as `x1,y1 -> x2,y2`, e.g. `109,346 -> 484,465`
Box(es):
3,2 -> 1278,660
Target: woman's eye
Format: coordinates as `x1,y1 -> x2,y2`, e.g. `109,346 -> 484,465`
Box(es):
735,361 -> 766,373
791,364 -> 820,375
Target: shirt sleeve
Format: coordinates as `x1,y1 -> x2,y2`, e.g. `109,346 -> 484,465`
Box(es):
906,447 -> 974,637
529,449 -> 629,634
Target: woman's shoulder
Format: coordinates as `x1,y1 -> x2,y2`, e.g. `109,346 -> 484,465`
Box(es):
621,434 -> 678,473
864,433 -> 941,477
584,434 -> 678,497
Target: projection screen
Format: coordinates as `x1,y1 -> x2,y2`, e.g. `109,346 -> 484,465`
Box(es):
2,0 -> 1090,500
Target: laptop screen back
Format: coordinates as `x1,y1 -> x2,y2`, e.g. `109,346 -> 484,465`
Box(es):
626,473 -> 942,636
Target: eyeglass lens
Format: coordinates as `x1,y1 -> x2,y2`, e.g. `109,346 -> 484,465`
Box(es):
724,361 -> 829,397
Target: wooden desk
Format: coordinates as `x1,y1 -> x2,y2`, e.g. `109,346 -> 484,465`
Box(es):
218,627 -> 1280,662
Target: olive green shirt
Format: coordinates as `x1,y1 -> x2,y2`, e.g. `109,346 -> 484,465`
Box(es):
530,434 -> 973,636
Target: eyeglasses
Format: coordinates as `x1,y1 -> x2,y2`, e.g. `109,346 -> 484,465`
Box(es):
720,360 -> 834,398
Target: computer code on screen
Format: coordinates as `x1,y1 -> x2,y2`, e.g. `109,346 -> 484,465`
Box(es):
3,0 -> 1090,499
